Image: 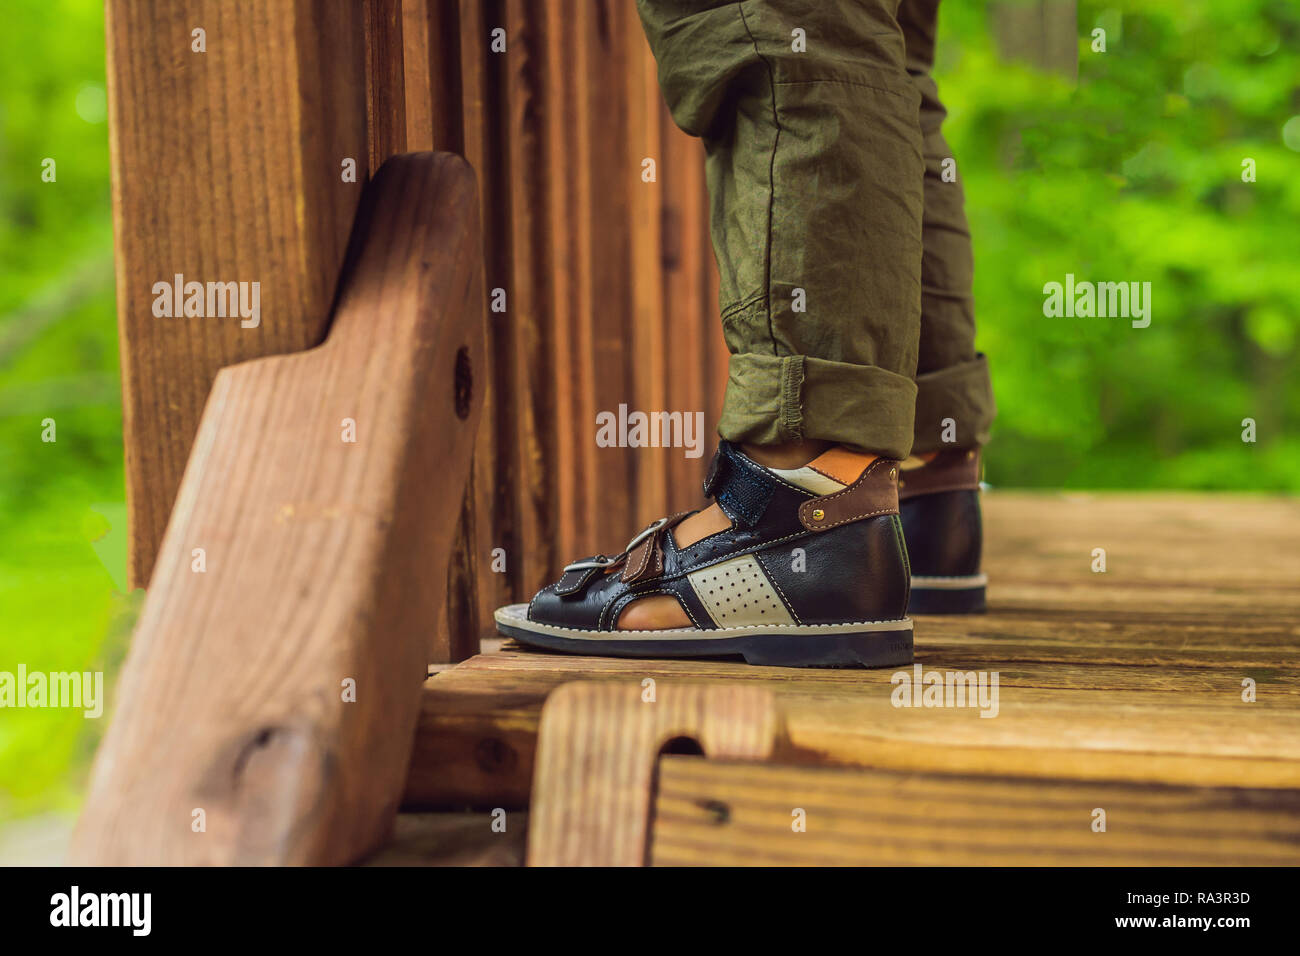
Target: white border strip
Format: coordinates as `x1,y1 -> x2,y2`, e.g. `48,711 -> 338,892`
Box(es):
910,574 -> 988,589
494,603 -> 910,642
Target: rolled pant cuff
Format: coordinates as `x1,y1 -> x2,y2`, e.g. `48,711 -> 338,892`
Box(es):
912,353 -> 996,454
718,353 -> 918,460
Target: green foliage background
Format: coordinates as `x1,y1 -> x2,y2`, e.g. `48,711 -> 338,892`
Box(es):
944,0 -> 1300,489
1,0 -> 132,845
0,1 -> 1296,841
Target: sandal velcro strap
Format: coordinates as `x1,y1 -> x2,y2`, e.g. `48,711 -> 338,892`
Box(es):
622,511 -> 691,584
554,511 -> 693,597
702,441 -> 776,528
554,559 -> 617,596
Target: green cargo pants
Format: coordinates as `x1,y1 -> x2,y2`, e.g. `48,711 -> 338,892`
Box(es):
637,0 -> 995,459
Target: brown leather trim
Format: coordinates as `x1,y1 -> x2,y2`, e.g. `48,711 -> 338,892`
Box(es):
622,536 -> 658,583
898,448 -> 981,501
621,512 -> 691,584
798,458 -> 901,532
805,447 -> 877,486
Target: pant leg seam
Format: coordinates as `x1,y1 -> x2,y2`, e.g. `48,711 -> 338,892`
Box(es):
779,355 -> 805,439
920,283 -> 974,301
720,290 -> 768,322
736,2 -> 781,358
773,79 -> 910,98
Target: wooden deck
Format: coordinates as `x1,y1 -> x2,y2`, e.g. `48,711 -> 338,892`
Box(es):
87,4 -> 1293,869
388,490 -> 1300,865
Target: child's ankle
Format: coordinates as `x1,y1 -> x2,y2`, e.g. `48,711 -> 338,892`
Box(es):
741,438 -> 832,470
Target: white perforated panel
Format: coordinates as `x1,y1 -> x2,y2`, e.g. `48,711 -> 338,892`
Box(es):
687,555 -> 795,627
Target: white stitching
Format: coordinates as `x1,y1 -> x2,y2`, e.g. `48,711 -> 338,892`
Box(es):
802,458 -> 899,530
624,537 -> 653,581
813,505 -> 897,530
754,550 -> 803,625
527,582 -> 557,619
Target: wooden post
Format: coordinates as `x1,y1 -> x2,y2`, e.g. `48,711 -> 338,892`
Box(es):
108,0 -> 722,655
106,0 -> 371,589
73,152 -> 486,865
526,682 -> 779,866
989,0 -> 1079,83
456,0 -> 515,632
404,1 -> 724,615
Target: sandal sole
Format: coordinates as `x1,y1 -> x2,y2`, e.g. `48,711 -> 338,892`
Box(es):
494,604 -> 913,669
908,574 -> 987,614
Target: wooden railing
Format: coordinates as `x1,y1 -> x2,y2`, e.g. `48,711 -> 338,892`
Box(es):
398,0 -> 728,651
75,151 -> 485,865
81,0 -> 722,863
111,0 -> 723,662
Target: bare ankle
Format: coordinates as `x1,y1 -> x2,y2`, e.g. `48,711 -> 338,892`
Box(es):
741,438 -> 833,470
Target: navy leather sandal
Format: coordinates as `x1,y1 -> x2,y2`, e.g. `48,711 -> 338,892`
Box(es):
494,441 -> 913,668
899,448 -> 987,614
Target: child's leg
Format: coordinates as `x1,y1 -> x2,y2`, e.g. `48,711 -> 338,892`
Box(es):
898,0 -> 995,453
897,0 -> 996,613
498,1 -> 928,663
637,0 -> 925,459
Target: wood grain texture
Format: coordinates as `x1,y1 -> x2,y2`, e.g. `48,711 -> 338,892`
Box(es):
651,756 -> 1300,866
458,0 -> 514,629
401,0 -> 481,664
504,0 -> 557,592
990,0 -> 1079,83
401,0 -> 436,151
74,153 -> 485,865
402,3 -> 721,622
661,113 -> 718,504
526,682 -> 778,866
626,6 -> 670,523
574,0 -> 637,557
365,0 -> 408,166
109,0 -> 717,617
543,1 -> 589,565
403,491 -> 1300,814
363,811 -> 526,866
107,0 -> 370,587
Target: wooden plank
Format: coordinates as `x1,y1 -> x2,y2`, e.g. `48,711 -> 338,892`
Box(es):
405,0 -> 480,663
430,2 -> 717,590
660,114 -> 713,506
106,0 -> 369,587
404,651 -> 1300,812
403,492 -> 1300,809
626,7 -> 670,522
527,682 -> 778,866
73,153 -> 486,865
577,0 -> 636,558
425,0 -> 467,153
651,756 -> 1300,865
404,0 -> 465,155
370,0 -> 481,665
990,0 -> 1078,82
364,0 -> 408,166
504,0 -> 558,594
459,0 -> 514,628
558,0 -> 606,563
363,812 -> 526,866
544,1 -> 589,566
401,0 -> 435,150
